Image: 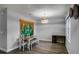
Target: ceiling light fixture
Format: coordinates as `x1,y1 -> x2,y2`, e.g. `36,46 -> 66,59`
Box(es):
41,17 -> 48,23
41,8 -> 48,24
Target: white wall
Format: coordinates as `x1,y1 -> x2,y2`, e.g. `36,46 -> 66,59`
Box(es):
7,11 -> 19,52
7,11 -> 21,52
7,10 -> 34,52
65,5 -> 79,54
66,17 -> 79,54
36,24 -> 65,41
0,8 -> 7,52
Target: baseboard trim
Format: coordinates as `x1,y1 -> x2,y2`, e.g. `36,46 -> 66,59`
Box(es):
65,45 -> 69,54
0,47 -> 19,53
65,40 -> 70,54
39,40 -> 52,43
7,46 -> 19,52
0,48 -> 7,52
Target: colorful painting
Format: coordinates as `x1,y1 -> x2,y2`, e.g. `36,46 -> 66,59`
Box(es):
19,18 -> 34,37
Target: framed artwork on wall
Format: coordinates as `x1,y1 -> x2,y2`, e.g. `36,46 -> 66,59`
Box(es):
69,8 -> 73,18
73,4 -> 79,19
19,18 -> 34,37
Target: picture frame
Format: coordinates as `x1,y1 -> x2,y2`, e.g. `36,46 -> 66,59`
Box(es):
73,4 -> 79,19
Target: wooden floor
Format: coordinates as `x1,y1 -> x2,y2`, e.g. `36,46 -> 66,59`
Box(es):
0,41 -> 68,54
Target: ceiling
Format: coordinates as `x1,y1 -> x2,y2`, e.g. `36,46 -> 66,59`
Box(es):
0,4 -> 72,25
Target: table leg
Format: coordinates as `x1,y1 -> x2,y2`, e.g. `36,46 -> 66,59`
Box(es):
22,40 -> 24,51
27,39 -> 30,51
19,39 -> 21,50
